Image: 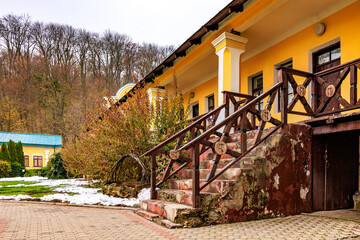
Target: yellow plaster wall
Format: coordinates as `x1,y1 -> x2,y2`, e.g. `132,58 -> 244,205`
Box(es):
23,146 -> 60,169
240,1 -> 360,123
183,76 -> 218,115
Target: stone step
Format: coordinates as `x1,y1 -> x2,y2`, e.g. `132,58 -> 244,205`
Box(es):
179,168 -> 241,180
157,189 -> 220,206
169,179 -> 236,194
161,219 -> 183,229
139,199 -> 197,223
199,157 -> 254,169
135,209 -> 161,221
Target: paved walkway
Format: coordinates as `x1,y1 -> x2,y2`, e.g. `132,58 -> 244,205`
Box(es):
0,201 -> 360,240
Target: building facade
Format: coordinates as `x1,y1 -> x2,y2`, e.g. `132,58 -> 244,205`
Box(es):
119,0 -> 360,223
0,132 -> 62,169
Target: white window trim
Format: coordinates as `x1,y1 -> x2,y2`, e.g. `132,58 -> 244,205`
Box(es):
204,94 -> 215,113
248,71 -> 263,95
273,58 -> 293,113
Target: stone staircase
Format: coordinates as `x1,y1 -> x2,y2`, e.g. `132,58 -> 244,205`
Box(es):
135,130 -> 268,228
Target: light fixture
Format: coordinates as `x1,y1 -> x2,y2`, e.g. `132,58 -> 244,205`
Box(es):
189,92 -> 195,98
314,23 -> 326,36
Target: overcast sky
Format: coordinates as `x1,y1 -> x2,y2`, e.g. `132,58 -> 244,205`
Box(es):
0,0 -> 233,46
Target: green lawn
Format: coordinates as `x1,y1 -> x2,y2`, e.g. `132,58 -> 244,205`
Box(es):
0,181 -> 37,187
0,181 -> 78,198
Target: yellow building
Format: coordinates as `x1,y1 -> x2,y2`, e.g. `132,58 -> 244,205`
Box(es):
0,132 -> 62,169
124,0 -> 360,214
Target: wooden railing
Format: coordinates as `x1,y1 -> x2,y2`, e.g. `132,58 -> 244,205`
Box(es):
140,91 -> 254,200
141,58 -> 360,208
279,57 -> 360,119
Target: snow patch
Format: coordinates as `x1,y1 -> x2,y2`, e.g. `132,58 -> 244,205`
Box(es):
0,177 -> 150,207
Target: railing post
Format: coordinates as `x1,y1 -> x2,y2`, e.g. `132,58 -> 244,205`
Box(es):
350,65 -> 357,105
279,69 -> 288,125
150,153 -> 157,200
311,77 -> 317,113
224,92 -> 229,118
240,113 -> 247,153
192,143 -> 200,208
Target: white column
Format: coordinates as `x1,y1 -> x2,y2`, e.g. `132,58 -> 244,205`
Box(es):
212,32 -> 248,121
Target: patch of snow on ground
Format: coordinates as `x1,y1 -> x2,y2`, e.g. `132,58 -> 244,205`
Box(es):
0,177 -> 150,207
0,194 -> 34,201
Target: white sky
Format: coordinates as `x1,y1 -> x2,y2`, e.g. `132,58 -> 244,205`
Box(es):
0,0 -> 233,46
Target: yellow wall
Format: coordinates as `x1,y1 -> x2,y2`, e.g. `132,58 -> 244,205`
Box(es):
240,1 -> 360,123
23,146 -> 60,169
183,76 -> 218,116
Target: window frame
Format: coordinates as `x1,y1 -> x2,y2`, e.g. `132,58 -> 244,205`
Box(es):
24,155 -> 30,167
273,58 -> 293,113
251,73 -> 263,110
205,94 -> 215,112
33,155 -> 43,168
190,101 -> 199,118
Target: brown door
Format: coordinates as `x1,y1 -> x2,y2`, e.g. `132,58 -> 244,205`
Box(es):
312,132 -> 359,211
313,43 -> 341,112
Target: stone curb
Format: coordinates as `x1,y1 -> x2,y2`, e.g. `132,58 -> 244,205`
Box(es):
0,199 -> 135,211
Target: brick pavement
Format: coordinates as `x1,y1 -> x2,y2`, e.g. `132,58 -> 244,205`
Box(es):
0,201 -> 360,240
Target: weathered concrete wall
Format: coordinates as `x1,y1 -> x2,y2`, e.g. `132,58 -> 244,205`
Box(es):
204,123 -> 312,224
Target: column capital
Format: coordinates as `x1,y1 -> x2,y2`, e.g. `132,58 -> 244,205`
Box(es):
147,87 -> 166,104
212,32 -> 248,53
146,87 -> 166,96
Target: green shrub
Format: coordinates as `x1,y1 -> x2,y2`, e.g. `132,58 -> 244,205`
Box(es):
0,142 -> 10,162
24,168 -> 49,177
9,162 -> 22,177
15,141 -> 25,168
0,161 -> 11,178
48,152 -> 67,179
8,140 -> 17,163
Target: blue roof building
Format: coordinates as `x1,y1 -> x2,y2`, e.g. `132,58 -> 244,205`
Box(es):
0,132 -> 62,148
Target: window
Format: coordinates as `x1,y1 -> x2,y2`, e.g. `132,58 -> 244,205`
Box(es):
278,61 -> 293,111
316,43 -> 340,66
252,74 -> 263,110
24,155 -> 29,167
192,103 -> 199,118
33,156 -> 43,167
207,94 -> 215,112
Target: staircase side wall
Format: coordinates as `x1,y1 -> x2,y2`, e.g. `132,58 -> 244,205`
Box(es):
216,123 -> 312,222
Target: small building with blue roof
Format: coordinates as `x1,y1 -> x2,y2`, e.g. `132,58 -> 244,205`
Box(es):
0,132 -> 62,169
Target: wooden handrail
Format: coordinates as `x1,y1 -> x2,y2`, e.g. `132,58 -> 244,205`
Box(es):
178,82 -> 283,151
277,66 -> 315,78
222,91 -> 256,99
315,57 -> 360,77
140,103 -> 226,158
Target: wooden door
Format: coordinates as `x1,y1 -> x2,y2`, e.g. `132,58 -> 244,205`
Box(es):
313,43 -> 341,112
312,132 -> 359,211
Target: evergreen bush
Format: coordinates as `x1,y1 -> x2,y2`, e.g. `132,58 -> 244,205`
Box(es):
9,162 -> 22,177
0,142 -> 10,162
48,152 -> 67,179
15,141 -> 25,168
8,140 -> 17,163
